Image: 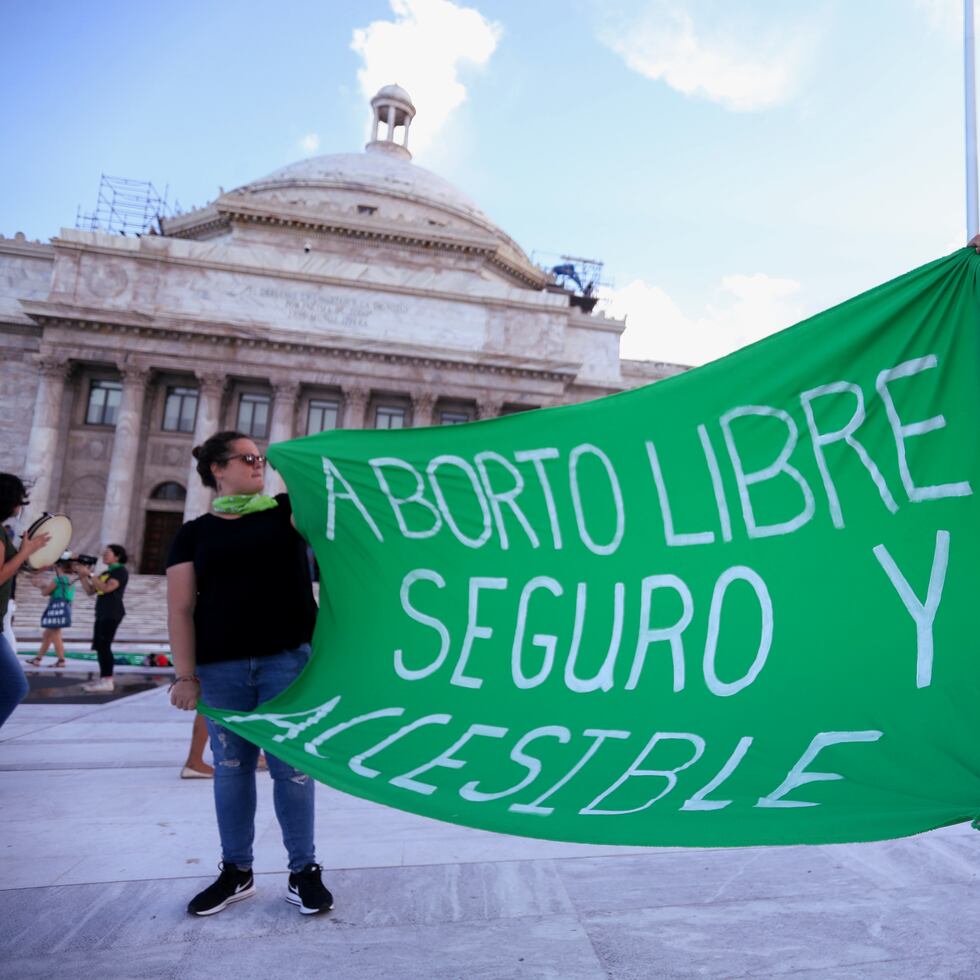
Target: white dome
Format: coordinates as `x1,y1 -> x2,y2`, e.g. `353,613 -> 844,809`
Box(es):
231,150 -> 540,284
373,84 -> 414,106
163,87 -> 546,289
245,151 -> 498,236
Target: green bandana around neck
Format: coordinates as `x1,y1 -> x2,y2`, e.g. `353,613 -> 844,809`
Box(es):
107,563 -> 123,570
212,493 -> 279,516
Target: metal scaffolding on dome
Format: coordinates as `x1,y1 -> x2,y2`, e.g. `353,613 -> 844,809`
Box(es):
75,174 -> 177,236
532,251 -> 610,313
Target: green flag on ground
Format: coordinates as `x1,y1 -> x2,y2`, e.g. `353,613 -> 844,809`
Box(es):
202,248 -> 980,847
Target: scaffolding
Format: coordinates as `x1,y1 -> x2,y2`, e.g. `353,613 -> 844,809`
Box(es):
532,251 -> 610,313
75,174 -> 176,236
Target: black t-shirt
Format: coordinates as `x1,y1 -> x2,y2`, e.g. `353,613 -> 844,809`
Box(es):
166,494 -> 317,665
95,566 -> 128,621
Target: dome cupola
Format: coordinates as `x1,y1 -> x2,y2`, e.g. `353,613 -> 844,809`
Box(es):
366,84 -> 416,161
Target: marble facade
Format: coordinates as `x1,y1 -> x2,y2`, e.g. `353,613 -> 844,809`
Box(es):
0,86 -> 683,572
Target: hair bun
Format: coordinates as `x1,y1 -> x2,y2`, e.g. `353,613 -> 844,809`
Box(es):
192,431 -> 248,491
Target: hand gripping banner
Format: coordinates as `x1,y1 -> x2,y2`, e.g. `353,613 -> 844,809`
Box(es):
202,248 -> 980,847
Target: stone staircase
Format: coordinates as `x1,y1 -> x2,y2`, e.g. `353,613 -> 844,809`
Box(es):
13,572 -> 170,647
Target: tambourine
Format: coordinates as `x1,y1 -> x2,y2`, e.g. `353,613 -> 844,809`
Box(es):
25,513 -> 73,570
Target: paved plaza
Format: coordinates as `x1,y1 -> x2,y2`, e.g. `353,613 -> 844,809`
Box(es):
1,673 -> 979,979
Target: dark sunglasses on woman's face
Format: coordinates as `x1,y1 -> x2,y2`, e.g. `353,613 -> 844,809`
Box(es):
224,453 -> 267,467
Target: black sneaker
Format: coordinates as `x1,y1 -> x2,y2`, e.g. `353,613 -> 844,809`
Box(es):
187,863 -> 256,916
286,863 -> 334,915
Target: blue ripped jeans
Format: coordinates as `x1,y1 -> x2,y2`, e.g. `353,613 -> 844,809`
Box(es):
197,645 -> 315,872
0,632 -> 28,729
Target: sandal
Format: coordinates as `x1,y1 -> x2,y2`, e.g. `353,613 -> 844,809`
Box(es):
180,764 -> 214,779
49,660 -> 66,668
25,657 -> 44,666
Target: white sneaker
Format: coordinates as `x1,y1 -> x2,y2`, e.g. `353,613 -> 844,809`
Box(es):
81,678 -> 114,693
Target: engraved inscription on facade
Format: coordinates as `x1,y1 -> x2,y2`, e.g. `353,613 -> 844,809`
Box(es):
240,284 -> 408,330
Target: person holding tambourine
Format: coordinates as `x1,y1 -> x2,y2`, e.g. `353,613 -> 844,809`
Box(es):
77,544 -> 129,693
0,473 -> 52,728
26,558 -> 78,669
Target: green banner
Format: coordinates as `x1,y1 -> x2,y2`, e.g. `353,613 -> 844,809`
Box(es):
203,248 -> 980,847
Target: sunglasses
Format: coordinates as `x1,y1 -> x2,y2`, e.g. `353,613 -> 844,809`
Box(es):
224,453 -> 267,467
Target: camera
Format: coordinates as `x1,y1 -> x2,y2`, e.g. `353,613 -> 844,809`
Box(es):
73,553 -> 98,567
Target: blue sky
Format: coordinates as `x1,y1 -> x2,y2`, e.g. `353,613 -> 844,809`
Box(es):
0,0 -> 971,364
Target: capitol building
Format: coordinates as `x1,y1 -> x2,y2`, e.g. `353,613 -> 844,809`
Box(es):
0,86 -> 682,573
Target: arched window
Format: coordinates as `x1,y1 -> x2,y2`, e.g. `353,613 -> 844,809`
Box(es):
151,481 -> 186,501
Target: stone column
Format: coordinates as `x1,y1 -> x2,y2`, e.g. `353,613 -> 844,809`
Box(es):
183,373 -> 226,522
100,365 -> 151,548
265,380 -> 300,496
476,397 -> 503,421
344,386 -> 369,429
387,104 -> 396,137
411,392 -> 435,427
22,356 -> 72,523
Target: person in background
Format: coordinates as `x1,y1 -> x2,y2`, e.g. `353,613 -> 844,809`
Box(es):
2,519 -> 20,653
26,558 -> 77,668
181,713 -> 214,779
0,474 -> 51,728
179,711 -> 262,779
167,430 -> 330,917
77,545 -> 129,693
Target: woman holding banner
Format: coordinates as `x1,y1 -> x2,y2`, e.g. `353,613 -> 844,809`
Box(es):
166,430 -> 330,917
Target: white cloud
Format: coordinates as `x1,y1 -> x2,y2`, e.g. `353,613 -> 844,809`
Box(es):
599,3 -> 816,112
601,273 -> 807,367
351,0 -> 502,152
299,133 -> 320,153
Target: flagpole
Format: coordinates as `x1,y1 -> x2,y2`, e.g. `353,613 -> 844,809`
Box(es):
966,0 -> 978,240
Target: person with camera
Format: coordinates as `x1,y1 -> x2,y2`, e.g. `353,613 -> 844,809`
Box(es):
0,473 -> 52,728
77,545 -> 129,693
166,430 -> 331,917
26,557 -> 78,669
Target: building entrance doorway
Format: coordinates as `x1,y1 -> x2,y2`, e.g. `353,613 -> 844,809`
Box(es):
140,510 -> 184,574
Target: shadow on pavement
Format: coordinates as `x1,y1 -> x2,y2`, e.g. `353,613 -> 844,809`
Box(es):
24,672 -> 172,705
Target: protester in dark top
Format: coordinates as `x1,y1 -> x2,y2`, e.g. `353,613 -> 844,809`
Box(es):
78,544 -> 129,693
0,474 -> 51,728
166,430 -> 331,918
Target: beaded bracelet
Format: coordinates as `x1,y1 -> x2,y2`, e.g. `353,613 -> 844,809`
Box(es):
169,675 -> 200,692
